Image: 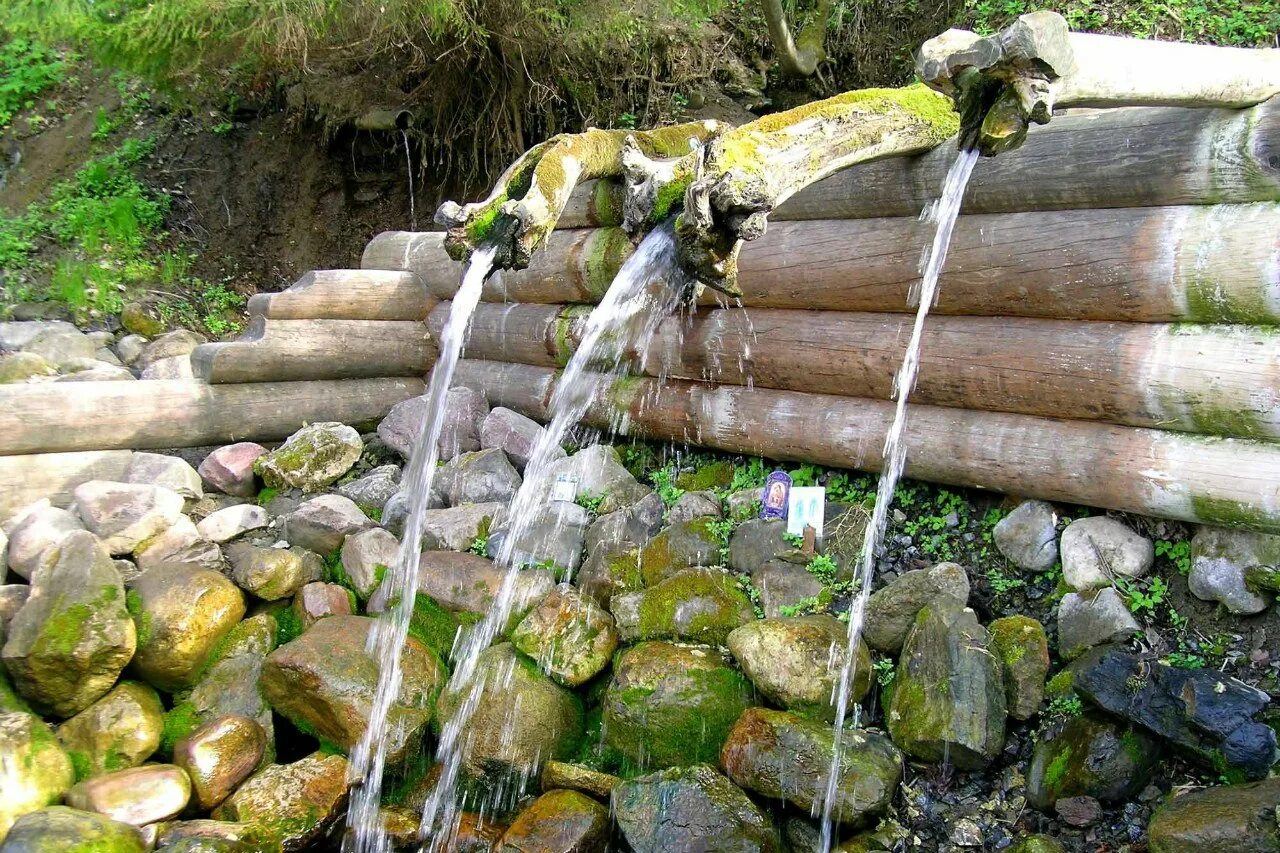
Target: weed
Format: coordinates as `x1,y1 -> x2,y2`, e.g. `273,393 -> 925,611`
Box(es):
1114,575 -> 1168,617
575,493 -> 605,516
649,466 -> 685,508
873,657 -> 896,687
0,38 -> 67,130
468,534 -> 489,558
1155,538 -> 1193,575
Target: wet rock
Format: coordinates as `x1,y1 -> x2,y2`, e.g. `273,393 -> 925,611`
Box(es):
1056,588 -> 1141,660
863,562 -> 969,653
336,464 -> 400,510
126,453 -> 203,500
490,501 -> 588,577
727,615 -> 870,722
584,492 -> 663,557
1146,777 -> 1280,852
0,713 -> 74,839
637,518 -> 722,586
612,765 -> 777,853
435,643 -> 582,780
281,494 -> 371,555
950,819 -> 984,846
511,583 -> 618,687
753,560 -> 825,619
135,330 -> 206,370
2,532 -> 135,717
577,547 -> 644,608
292,582 -> 353,628
380,386 -> 488,460
65,764 -> 191,825
173,715 -> 267,810
993,500 -> 1059,571
987,615 -> 1050,721
4,502 -> 84,580
73,481 -> 185,555
254,422 -> 362,491
1,806 -> 145,852
55,682 -> 163,777
612,568 -> 755,646
0,351 -> 56,384
1027,713 -> 1161,810
197,444 -> 266,498
886,600 -> 1005,768
498,789 -> 610,852
540,761 -> 620,799
380,487 -> 446,537
260,615 -> 443,763
420,502 -> 506,552
195,504 -> 268,543
224,543 -> 323,601
153,820 -> 270,851
1060,516 -> 1154,590
602,641 -> 754,769
480,406 -> 557,471
340,527 -> 398,599
133,516 -> 221,574
413,551 -> 553,624
1073,645 -> 1277,780
728,518 -> 791,577
1188,526 -> 1279,615
212,753 -> 349,851
438,448 -> 522,506
184,616 -> 277,760
668,490 -> 722,525
1005,836 -> 1066,853
722,707 -> 901,826
115,335 -> 148,366
139,355 -> 194,380
128,565 -> 246,691
531,445 -> 652,513
726,488 -> 763,521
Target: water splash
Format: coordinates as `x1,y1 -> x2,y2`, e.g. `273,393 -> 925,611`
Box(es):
817,146 -> 980,850
343,243 -> 497,853
419,221 -> 686,851
401,130 -> 417,231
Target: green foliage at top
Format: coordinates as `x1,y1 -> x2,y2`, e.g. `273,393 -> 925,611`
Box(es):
0,38 -> 67,129
964,0 -> 1277,46
1155,538 -> 1192,576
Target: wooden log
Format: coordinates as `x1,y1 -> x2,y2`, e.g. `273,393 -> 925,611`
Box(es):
0,378 -> 425,455
0,451 -> 133,520
443,301 -> 1280,442
399,204 -> 1280,323
454,359 -> 1280,533
192,317 -> 437,384
247,269 -> 436,321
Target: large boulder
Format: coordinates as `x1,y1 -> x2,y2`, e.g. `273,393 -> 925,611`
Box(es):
489,501 -> 589,577
753,560 -> 826,619
224,543 -> 323,601
281,495 -> 372,555
721,708 -> 902,826
419,503 -> 505,552
498,789 -> 610,852
584,492 -> 663,557
64,764 -> 191,826
1060,516 -> 1154,591
510,584 -> 618,687
125,453 -> 202,500
127,565 -> 245,691
992,500 -> 1059,572
987,615 -> 1050,721
212,753 -> 350,851
667,490 -> 723,525
1056,588 -> 1141,660
197,443 -> 266,498
72,482 -> 185,555
1188,526 -> 1280,615
577,546 -> 645,608
863,562 -> 969,653
173,715 -> 267,811
437,448 -> 521,506
2,532 -> 135,717
1026,713 -> 1161,811
1147,778 -> 1280,852
55,682 -> 163,778
612,765 -> 778,853
0,713 -> 75,839
728,518 -> 791,577
0,807 -> 144,852
4,502 -> 84,580
378,386 -> 488,460
135,329 -> 205,370
254,423 -> 362,491
528,445 -> 652,513
727,615 -> 871,722
412,551 -> 553,626
480,406 -> 558,471
602,641 -> 754,769
636,518 -> 722,586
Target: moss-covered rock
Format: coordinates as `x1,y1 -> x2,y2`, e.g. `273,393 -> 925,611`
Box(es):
173,715 -> 268,811
212,753 -> 349,851
1026,713 -> 1161,812
863,562 -> 969,653
1005,836 -> 1067,853
612,765 -> 778,853
637,518 -> 721,586
1147,778 -> 1280,852
676,460 -> 735,492
183,614 -> 278,763
1,806 -> 145,852
614,568 -> 755,646
498,789 -> 610,852
55,682 -> 163,779
225,543 -> 323,602
602,641 -> 754,770
987,615 -> 1050,721
128,565 -> 245,691
511,583 -> 618,687
253,423 -> 362,492
540,760 -> 620,799
0,713 -> 75,840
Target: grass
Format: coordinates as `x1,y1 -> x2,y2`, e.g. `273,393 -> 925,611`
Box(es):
965,0 -> 1277,46
0,38 -> 67,130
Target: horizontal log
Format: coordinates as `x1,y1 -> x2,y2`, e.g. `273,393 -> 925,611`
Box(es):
386,204 -> 1280,323
247,270 -> 436,321
554,98 -> 1280,227
454,359 -> 1280,533
0,378 -> 425,456
440,302 -> 1280,442
192,318 -> 436,384
0,450 -> 133,521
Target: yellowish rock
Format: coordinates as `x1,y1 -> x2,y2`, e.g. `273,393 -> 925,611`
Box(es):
174,715 -> 267,810
213,752 -> 350,851
0,712 -> 75,840
56,681 -> 163,779
64,764 -> 192,826
128,566 -> 246,691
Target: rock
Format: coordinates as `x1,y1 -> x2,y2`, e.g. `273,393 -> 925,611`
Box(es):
987,615 -> 1050,721
886,600 -> 1005,768
379,386 -> 488,460
435,643 -> 581,780
727,615 -> 870,722
212,753 -> 349,851
340,527 -> 399,599
511,583 -> 618,687
437,448 -> 521,507
125,453 -> 202,499
1188,526 -> 1280,615
577,546 -> 644,608
531,445 -> 651,513
281,495 -> 371,555
1147,778 -> 1280,852
1005,836 -> 1066,853
138,355 -> 194,380
0,807 -> 145,852
584,492 -> 664,556
419,502 -> 505,552
722,708 -> 902,826
498,789 -> 610,852
0,351 -> 56,384
53,365 -> 137,382
637,518 -> 722,585
254,423 -> 362,491
4,502 -> 84,580
612,568 -> 755,646
612,765 -> 778,853
1056,588 -> 1141,660
993,500 -> 1059,571
133,516 -> 222,574
92,347 -> 123,367
726,488 -> 763,520
728,518 -> 791,576
197,444 -> 266,498
602,641 -> 754,769
380,486 -> 446,537
1073,645 -> 1277,780
413,551 -> 553,624
173,715 -> 267,810
490,501 -> 589,577
1060,516 -> 1154,590
753,560 -> 826,619
55,682 -> 163,777
183,616 -> 277,761
114,335 -> 148,366
196,504 -> 268,543
23,329 -> 96,368
1,532 -> 135,717
65,764 -> 191,825
72,481 -> 185,555
188,493 -> 254,522
120,302 -> 168,338
1027,713 -> 1160,811
224,543 -> 322,601
135,329 -> 206,370
480,406 -> 557,471
153,820 -> 270,850
336,464 -> 401,510
0,320 -> 77,350
540,761 -> 620,799
0,713 -> 74,838
0,586 -> 28,628
128,565 -> 246,691
668,490 -> 722,525
293,582 -> 353,628
863,562 -> 969,653
261,615 -> 443,763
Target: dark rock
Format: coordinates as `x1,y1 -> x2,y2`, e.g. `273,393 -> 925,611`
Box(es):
1055,795 -> 1103,827
987,615 -> 1050,721
437,448 -> 522,507
612,765 -> 778,853
753,560 -> 825,619
1026,713 -> 1161,810
728,518 -> 791,576
583,493 -> 663,557
1147,778 -> 1280,852
863,562 -> 969,653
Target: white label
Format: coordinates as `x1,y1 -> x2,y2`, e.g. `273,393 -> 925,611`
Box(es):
550,475 -> 578,503
786,487 -> 826,539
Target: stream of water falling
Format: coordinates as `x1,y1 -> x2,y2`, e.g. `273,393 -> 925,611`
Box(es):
343,244 -> 497,853
817,145 -> 981,852
400,130 -> 417,231
418,221 -> 685,852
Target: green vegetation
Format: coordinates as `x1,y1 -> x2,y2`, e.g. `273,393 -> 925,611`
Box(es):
0,38 -> 67,129
1113,574 -> 1168,618
966,0 -> 1277,46
1155,537 -> 1192,575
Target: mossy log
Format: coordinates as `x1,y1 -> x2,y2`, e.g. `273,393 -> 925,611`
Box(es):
247,269 -> 435,321
453,359 -> 1280,533
0,378 -> 424,455
440,301 -> 1280,442
373,203 -> 1280,323
191,318 -> 436,384
0,450 -> 133,519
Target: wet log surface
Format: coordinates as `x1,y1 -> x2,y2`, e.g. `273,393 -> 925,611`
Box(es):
247,269 -> 436,321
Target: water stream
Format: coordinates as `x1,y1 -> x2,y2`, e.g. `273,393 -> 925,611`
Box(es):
817,145 -> 980,851
400,129 -> 417,231
343,244 -> 497,853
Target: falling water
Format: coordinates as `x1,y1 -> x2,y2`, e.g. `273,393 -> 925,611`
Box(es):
817,145 -> 980,851
401,130 -> 417,231
343,243 -> 497,853
419,221 -> 686,851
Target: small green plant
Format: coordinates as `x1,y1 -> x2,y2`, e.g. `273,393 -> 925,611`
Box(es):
211,119 -> 234,134
1163,651 -> 1206,669
872,657 -> 896,687
735,573 -> 764,619
986,566 -> 1025,597
650,466 -> 685,507
1114,575 -> 1168,617
575,493 -> 605,516
468,533 -> 489,557
1155,538 -> 1193,575
783,531 -> 804,548
615,111 -> 638,129
805,553 -> 839,585
1044,693 -> 1083,720
0,39 -> 67,130
728,457 -> 766,493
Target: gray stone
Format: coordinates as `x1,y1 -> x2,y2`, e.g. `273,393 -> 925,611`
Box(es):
53,365 -> 136,382
667,490 -> 722,525
753,560 -> 824,619
380,486 -> 445,537
138,355 -> 194,380
336,464 -> 401,510
86,330 -> 115,348
185,617 -> 277,758
133,516 -> 222,573
4,502 -> 84,580
529,445 -> 652,513
728,518 -> 790,576
125,453 -> 202,499
479,406 -> 557,470
612,765 -> 778,853
863,562 -> 970,653
0,351 -> 56,384
1188,526 -> 1280,615
340,527 -> 399,598
436,448 -> 521,506
197,443 -> 265,498
411,551 -> 552,624
490,501 -> 588,576
378,386 -> 488,460
281,494 -> 372,555
1056,588 -> 1141,659
135,329 -> 206,370
1147,778 -> 1280,851
72,481 -> 185,556
92,347 -> 123,367
196,504 -> 268,543
726,487 -> 763,520
993,500 -> 1059,571
0,320 -> 78,350
0,586 -> 29,629
23,329 -> 96,367
1060,516 -> 1154,591
225,543 -> 323,601
419,502 -> 505,552
1027,713 -> 1160,810
636,518 -> 722,586
254,422 -> 362,491
584,492 -> 664,557
114,335 -> 148,366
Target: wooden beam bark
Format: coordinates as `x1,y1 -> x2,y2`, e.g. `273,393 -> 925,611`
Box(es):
247,270 -> 436,321
453,359 -> 1280,533
0,451 -> 134,520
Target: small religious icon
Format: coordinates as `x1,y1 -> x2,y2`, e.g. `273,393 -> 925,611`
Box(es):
760,471 -> 792,520
787,486 -> 826,539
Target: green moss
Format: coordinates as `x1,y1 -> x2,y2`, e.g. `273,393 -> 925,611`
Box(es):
1184,402 -> 1268,440
1185,273 -> 1276,324
651,175 -> 692,223
582,228 -> 634,297
35,602 -> 94,659
272,604 -> 305,646
256,487 -> 279,507
160,701 -> 200,756
1043,744 -> 1073,789
1045,669 -> 1075,697
635,570 -> 752,645
67,748 -> 92,782
591,178 -> 623,226
407,594 -> 462,661
0,665 -> 33,713
124,589 -> 152,648
1191,494 -> 1275,529
676,460 -> 735,492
